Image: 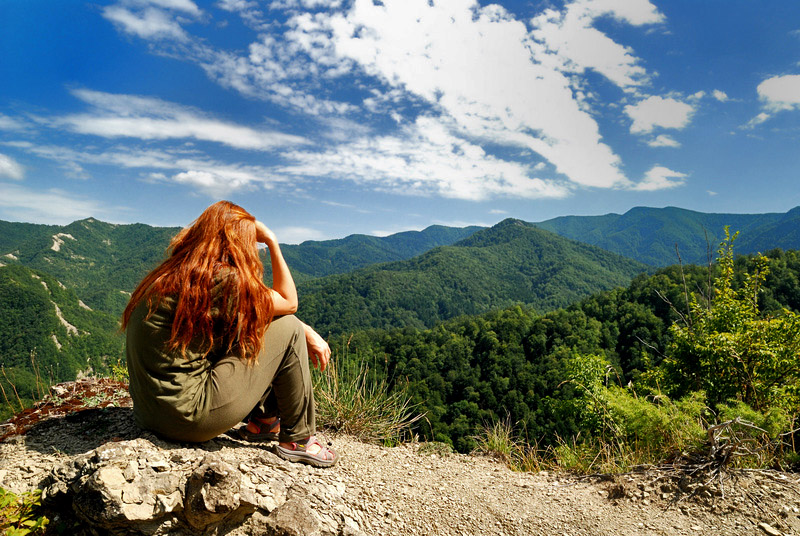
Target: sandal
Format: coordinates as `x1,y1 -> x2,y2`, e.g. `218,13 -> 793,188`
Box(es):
238,416 -> 280,442
275,436 -> 339,468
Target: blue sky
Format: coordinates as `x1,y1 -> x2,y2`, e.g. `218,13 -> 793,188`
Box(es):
1,0 -> 799,242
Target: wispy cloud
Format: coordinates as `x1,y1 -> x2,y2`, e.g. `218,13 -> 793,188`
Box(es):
625,96 -> 695,134
0,114 -> 26,131
4,141 -> 291,196
57,89 -> 308,150
102,6 -> 190,41
277,116 -> 569,201
0,183 -> 113,224
101,0 -> 202,40
530,0 -> 663,90
630,166 -> 687,191
273,225 -> 327,244
647,134 -> 680,148
0,154 -> 25,180
712,89 -> 729,102
101,0 -> 673,195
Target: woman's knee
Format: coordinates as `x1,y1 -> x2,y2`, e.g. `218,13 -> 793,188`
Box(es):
263,315 -> 307,357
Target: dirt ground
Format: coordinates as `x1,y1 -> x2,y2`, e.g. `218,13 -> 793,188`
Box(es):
2,379 -> 799,536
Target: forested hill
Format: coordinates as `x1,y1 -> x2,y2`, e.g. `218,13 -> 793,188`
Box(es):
0,218 -> 480,316
272,224 -> 482,279
0,264 -> 124,419
534,205 -> 800,266
296,218 -> 649,335
1,218 -> 181,316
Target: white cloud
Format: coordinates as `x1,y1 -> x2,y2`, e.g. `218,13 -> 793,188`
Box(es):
712,89 -> 729,102
0,154 -> 25,180
108,0 -> 655,190
91,0 -> 680,200
5,141 -> 291,197
147,0 -> 202,15
489,209 -> 508,215
707,190 -> 718,196
745,74 -> 800,127
647,134 -> 680,148
0,183 -> 111,224
530,0 -> 663,90
277,116 -> 569,201
630,166 -> 686,191
102,6 -> 189,40
758,74 -> 800,111
316,0 -> 631,188
217,0 -> 267,30
58,89 -> 308,150
270,0 -> 342,10
0,114 -> 25,131
218,0 -> 257,10
274,225 -> 327,244
745,112 -> 771,128
624,96 -> 694,133
172,169 -> 261,197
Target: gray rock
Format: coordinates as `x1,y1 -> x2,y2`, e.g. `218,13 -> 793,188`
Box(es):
184,453 -> 253,530
263,497 -> 321,536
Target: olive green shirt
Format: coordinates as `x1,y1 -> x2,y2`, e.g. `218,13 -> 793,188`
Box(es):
125,276 -> 233,439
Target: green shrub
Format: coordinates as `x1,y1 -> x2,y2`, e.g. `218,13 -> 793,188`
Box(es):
604,387 -> 706,458
0,488 -> 48,536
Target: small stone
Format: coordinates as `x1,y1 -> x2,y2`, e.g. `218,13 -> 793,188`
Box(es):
95,466 -> 126,489
758,522 -> 782,536
154,491 -> 183,515
149,460 -> 170,472
122,461 -> 138,482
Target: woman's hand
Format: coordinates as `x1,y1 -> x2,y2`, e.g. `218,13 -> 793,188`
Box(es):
303,323 -> 331,371
255,220 -> 277,245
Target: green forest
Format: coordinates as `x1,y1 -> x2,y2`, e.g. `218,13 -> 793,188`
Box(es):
335,235 -> 800,464
0,264 -> 124,420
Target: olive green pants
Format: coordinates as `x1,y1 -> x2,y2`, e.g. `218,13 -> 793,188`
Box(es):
184,314 -> 316,442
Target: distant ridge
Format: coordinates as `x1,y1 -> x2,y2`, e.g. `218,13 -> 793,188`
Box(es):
296,218 -> 649,335
276,224 -> 483,279
534,206 -> 800,266
0,218 -> 480,315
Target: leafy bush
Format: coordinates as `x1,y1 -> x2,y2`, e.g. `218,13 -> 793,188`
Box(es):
0,488 -> 48,536
603,387 -> 706,458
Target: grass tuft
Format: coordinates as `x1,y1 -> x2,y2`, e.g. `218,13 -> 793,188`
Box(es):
313,354 -> 424,446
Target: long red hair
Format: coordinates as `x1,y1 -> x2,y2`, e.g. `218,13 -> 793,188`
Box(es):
121,201 -> 273,360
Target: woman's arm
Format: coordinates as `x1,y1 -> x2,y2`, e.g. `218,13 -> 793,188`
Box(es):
255,220 -> 298,315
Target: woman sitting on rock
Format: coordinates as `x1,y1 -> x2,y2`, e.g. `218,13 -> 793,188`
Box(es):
121,200 -> 338,468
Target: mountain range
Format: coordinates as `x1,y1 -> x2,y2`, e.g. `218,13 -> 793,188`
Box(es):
297,219 -> 647,334
2,205 -> 800,419
534,205 -> 800,266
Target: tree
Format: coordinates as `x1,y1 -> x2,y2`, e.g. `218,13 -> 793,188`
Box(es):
666,229 -> 800,413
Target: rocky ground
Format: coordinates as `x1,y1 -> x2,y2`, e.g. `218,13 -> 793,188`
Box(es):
1,379 -> 799,535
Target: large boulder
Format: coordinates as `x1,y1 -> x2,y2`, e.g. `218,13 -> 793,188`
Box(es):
40,437 -> 347,535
